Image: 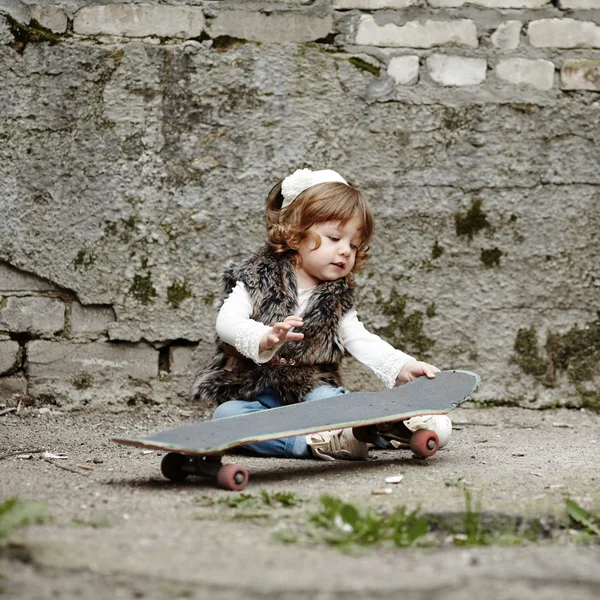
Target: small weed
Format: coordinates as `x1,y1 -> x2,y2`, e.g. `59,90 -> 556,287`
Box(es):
71,513 -> 110,528
194,490 -> 303,521
159,583 -> 194,598
0,498 -> 47,543
306,495 -> 429,551
471,397 -> 495,409
456,487 -> 487,546
566,498 -> 600,536
446,487 -> 541,547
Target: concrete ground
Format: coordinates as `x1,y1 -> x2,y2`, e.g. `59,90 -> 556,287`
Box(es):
1,402 -> 599,599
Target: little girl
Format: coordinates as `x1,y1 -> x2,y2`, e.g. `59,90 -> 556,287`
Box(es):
191,168 -> 451,461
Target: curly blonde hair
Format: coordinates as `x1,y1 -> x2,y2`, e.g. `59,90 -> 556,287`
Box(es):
265,180 -> 374,275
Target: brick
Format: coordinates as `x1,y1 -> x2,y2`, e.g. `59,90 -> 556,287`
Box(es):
0,340 -> 20,374
30,5 -> 68,33
558,0 -> 600,8
428,0 -> 549,6
427,54 -> 487,86
528,19 -> 600,49
27,340 -> 159,379
73,4 -> 205,39
356,15 -> 478,48
560,59 -> 600,91
387,55 -> 420,85
496,58 -> 555,90
490,21 -> 522,50
70,302 -> 116,335
0,297 -> 65,335
0,262 -> 60,292
334,0 -> 418,8
208,9 -> 333,43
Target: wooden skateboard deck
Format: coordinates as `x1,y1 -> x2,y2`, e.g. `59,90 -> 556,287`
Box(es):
113,370 -> 479,490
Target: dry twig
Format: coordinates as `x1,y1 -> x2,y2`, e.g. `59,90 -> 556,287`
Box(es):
0,449 -> 45,461
41,456 -> 90,476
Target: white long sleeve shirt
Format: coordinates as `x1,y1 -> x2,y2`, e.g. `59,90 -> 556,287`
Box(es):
215,281 -> 415,388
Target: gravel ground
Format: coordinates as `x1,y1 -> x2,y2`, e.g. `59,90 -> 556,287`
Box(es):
1,403 -> 599,599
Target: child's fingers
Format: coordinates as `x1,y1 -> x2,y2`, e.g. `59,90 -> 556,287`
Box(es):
420,363 -> 439,379
285,332 -> 304,341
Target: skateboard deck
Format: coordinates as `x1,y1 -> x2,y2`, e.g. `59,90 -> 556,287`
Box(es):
113,369 -> 479,490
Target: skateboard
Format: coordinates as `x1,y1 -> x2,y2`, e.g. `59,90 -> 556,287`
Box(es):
113,369 -> 479,491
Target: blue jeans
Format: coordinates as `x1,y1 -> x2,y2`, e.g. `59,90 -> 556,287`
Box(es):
212,385 -> 348,458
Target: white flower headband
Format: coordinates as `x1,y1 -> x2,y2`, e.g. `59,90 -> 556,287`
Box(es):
280,168 -> 348,209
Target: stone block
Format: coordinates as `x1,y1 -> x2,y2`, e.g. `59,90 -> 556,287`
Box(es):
0,340 -> 20,374
387,55 -> 420,85
356,16 -> 478,49
528,19 -> 600,49
333,0 -> 418,8
0,374 -> 27,400
0,262 -> 60,292
560,59 -> 600,91
0,15 -> 13,45
27,340 -> 159,379
0,0 -> 31,25
73,4 -> 205,39
428,0 -> 549,6
558,0 -> 600,8
70,302 -> 116,335
427,54 -> 487,86
496,58 -> 555,90
30,5 -> 68,33
490,21 -> 522,50
208,9 -> 333,43
169,345 -> 197,376
0,297 -> 65,335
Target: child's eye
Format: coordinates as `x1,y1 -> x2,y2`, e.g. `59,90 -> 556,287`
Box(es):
350,244 -> 358,251
328,236 -> 340,242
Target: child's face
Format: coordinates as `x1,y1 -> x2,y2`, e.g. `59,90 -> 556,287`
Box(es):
295,217 -> 363,288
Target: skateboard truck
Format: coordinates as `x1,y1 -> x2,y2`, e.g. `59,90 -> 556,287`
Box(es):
160,453 -> 249,491
353,421 -> 440,458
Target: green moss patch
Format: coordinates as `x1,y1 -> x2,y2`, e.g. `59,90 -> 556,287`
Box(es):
72,373 -> 93,390
480,247 -> 503,268
431,240 -> 444,260
212,35 -> 252,51
455,199 -> 492,241
129,272 -> 157,305
348,57 -> 380,77
511,314 -> 600,410
6,17 -> 67,55
167,280 -> 192,309
372,288 -> 434,356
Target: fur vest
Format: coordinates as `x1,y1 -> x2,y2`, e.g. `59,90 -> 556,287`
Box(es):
191,246 -> 355,405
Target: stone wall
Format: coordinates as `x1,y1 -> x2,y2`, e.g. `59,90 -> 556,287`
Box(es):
1,0 -> 599,411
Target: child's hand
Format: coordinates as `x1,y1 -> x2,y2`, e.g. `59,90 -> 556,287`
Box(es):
395,360 -> 440,385
260,316 -> 304,352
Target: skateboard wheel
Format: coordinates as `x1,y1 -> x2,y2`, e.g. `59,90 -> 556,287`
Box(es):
161,452 -> 189,482
217,464 -> 249,491
410,430 -> 439,458
352,426 -> 379,444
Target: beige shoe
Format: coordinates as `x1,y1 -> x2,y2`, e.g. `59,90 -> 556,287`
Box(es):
306,428 -> 369,461
404,415 -> 452,448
